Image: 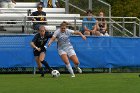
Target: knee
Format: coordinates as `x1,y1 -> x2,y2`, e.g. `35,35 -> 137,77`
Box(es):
39,57 -> 45,62
75,61 -> 79,65
84,31 -> 90,35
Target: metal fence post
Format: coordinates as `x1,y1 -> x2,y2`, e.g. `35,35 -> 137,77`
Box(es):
107,3 -> 112,36
133,21 -> 136,37
89,0 -> 92,10
27,9 -> 31,34
109,67 -> 112,73
122,17 -> 125,32
65,0 -> 69,14
139,21 -> 140,37
74,17 -> 76,31
23,16 -> 27,33
33,66 -> 36,75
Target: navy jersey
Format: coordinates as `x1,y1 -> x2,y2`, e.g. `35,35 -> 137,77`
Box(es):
31,11 -> 47,25
32,32 -> 52,49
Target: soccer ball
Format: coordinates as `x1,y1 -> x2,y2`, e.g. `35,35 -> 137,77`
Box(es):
51,70 -> 60,77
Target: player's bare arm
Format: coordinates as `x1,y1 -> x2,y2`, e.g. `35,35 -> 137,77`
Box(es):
73,31 -> 86,40
30,42 -> 41,51
48,36 -> 56,47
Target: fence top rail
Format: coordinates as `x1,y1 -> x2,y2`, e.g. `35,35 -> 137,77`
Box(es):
80,16 -> 138,19
0,15 -> 137,19
0,15 -> 80,19
0,20 -> 136,24
0,8 -> 65,10
0,8 -> 65,13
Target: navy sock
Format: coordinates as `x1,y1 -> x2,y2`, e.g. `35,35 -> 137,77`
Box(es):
41,60 -> 53,73
38,67 -> 44,77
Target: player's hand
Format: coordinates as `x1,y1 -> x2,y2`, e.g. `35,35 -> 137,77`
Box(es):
36,47 -> 41,51
82,35 -> 86,40
48,43 -> 51,47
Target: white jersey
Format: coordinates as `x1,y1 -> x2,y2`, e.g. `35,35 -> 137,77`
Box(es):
53,28 -> 74,50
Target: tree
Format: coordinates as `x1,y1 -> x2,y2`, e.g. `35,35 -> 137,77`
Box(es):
105,0 -> 140,18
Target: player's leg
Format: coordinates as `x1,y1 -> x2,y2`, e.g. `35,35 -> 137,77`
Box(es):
59,49 -> 75,77
35,56 -> 44,77
70,55 -> 82,73
84,30 -> 90,35
68,49 -> 82,73
39,52 -> 53,73
60,54 -> 75,77
34,50 -> 44,77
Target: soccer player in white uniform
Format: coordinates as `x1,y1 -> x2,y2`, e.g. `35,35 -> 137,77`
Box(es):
48,21 -> 86,77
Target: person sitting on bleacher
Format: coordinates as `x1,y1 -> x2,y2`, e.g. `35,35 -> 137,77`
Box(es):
82,9 -> 101,36
0,0 -> 16,8
30,4 -> 47,31
96,11 -> 109,36
40,0 -> 60,8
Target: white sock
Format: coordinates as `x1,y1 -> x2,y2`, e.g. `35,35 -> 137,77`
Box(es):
66,64 -> 74,75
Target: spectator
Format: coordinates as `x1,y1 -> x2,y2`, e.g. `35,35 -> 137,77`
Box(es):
97,11 -> 109,36
40,0 -> 60,8
82,9 -> 101,36
0,0 -> 16,8
30,4 -> 47,31
0,0 -> 16,31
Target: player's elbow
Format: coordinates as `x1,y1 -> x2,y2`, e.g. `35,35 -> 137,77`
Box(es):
30,42 -> 34,47
75,31 -> 82,35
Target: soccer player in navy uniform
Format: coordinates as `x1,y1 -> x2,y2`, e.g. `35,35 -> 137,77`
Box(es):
30,26 -> 52,77
31,4 -> 47,30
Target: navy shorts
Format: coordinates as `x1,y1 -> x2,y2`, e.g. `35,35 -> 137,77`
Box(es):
33,47 -> 46,56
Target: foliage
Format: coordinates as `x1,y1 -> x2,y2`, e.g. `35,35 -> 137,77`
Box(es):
105,0 -> 140,18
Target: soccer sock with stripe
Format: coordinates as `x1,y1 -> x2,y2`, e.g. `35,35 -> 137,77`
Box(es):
38,67 -> 44,77
41,60 -> 52,73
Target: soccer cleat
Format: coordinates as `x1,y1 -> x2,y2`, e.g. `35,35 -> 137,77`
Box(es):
77,67 -> 82,73
71,74 -> 75,78
40,73 -> 44,77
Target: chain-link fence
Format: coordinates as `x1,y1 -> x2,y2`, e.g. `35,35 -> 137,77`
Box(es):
0,34 -> 140,74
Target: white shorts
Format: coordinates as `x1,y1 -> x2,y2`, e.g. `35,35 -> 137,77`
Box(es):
58,48 -> 76,57
0,2 -> 15,8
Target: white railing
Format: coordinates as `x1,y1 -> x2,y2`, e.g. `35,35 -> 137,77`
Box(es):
0,16 -> 140,37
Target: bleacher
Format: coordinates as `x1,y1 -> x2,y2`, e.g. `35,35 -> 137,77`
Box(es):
0,2 -> 82,34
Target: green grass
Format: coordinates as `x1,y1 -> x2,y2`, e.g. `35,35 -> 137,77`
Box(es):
0,73 -> 140,93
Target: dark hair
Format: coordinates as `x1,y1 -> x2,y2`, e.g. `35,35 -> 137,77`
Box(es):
37,4 -> 43,8
86,9 -> 92,14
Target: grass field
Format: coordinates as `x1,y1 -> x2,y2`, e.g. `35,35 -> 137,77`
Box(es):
0,73 -> 140,93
